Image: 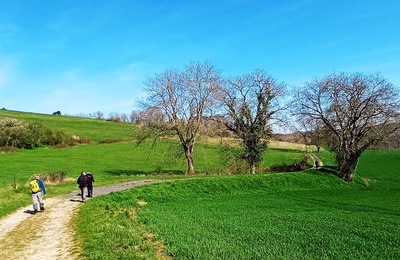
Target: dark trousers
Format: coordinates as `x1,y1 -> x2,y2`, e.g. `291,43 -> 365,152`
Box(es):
87,184 -> 93,197
79,186 -> 85,201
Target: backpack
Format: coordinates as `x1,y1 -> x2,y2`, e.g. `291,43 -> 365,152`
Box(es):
78,175 -> 87,187
29,179 -> 40,193
86,173 -> 93,185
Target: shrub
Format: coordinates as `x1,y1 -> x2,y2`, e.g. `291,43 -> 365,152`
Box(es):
106,116 -> 121,123
0,146 -> 18,154
0,118 -> 69,148
266,155 -> 309,172
0,118 -> 27,147
67,135 -> 91,146
98,139 -> 125,144
31,171 -> 66,184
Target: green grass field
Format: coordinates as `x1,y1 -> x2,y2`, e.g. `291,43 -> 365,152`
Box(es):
76,150 -> 400,259
0,109 -> 134,143
0,110 -> 307,218
2,110 -> 399,259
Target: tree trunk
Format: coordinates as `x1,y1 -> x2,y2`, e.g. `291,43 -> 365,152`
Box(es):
337,151 -> 360,182
250,164 -> 256,174
184,145 -> 195,175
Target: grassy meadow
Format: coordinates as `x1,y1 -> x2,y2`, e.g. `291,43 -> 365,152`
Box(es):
0,110 -> 307,218
0,109 -> 134,143
2,110 -> 399,259
76,150 -> 400,259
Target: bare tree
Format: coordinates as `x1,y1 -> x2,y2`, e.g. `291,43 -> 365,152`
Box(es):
296,118 -> 329,153
119,113 -> 128,123
295,72 -> 400,182
220,69 -> 287,174
141,61 -> 222,175
132,108 -> 165,125
390,128 -> 400,148
96,111 -> 104,120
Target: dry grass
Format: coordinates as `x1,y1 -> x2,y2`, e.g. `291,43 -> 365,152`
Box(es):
0,210 -> 44,255
269,140 -> 311,151
137,200 -> 148,207
198,136 -> 319,152
142,232 -> 172,260
362,177 -> 371,186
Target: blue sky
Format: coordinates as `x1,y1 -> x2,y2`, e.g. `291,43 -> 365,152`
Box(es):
1,0 -> 399,116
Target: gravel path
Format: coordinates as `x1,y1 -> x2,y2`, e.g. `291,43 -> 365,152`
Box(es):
0,180 -> 161,260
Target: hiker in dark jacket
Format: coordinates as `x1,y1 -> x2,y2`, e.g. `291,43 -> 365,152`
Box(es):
85,172 -> 95,198
77,172 -> 87,202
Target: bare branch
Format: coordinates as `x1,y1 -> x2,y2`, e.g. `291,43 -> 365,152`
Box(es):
294,72 -> 400,182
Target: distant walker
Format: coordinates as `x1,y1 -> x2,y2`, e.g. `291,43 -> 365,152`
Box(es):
85,172 -> 95,198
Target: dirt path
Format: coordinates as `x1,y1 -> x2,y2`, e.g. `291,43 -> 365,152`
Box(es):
0,180 -> 161,259
308,152 -> 323,169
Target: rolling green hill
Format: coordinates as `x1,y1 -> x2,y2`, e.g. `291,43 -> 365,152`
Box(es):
0,109 -> 133,143
0,109 -> 310,218
77,150 -> 400,259
1,109 -> 399,259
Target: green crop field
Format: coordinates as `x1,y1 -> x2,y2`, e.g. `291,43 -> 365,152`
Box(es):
76,150 -> 400,259
2,110 -> 399,259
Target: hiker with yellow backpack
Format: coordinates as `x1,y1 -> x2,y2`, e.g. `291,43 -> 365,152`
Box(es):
29,175 -> 47,214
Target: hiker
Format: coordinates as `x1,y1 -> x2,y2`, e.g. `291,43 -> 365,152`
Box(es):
85,172 -> 95,198
77,172 -> 87,202
315,160 -> 319,168
29,175 -> 46,214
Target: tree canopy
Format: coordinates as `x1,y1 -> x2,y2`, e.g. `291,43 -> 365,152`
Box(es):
294,72 -> 400,182
220,69 -> 287,173
141,61 -> 222,175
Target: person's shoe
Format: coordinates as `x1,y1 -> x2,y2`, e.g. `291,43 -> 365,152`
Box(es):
40,207 -> 45,211
32,210 -> 38,215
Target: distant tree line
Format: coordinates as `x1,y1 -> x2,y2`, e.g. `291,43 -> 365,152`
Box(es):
73,111 -> 133,123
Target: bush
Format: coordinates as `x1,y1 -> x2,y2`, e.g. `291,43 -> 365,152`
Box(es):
67,135 -> 91,146
0,118 -> 91,149
0,146 -> 18,154
32,171 -> 66,184
106,116 -> 121,123
98,139 -> 126,144
0,118 -> 67,148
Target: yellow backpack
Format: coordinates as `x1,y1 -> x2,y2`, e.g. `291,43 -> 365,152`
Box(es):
29,180 -> 40,193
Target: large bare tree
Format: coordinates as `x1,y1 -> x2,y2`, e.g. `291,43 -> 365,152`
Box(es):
221,69 -> 287,174
295,72 -> 400,182
141,61 -> 222,175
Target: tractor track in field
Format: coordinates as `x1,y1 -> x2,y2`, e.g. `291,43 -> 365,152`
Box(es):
0,180 -> 161,260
